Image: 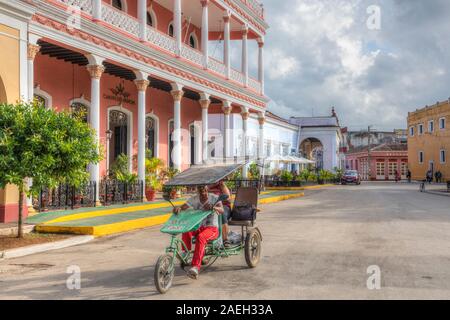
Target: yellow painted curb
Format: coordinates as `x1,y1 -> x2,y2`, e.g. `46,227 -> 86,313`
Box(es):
259,193 -> 305,204
35,225 -> 95,235
36,193 -> 306,237
267,184 -> 334,191
43,200 -> 185,225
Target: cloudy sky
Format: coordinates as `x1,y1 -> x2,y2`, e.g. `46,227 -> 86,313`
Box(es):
253,0 -> 450,131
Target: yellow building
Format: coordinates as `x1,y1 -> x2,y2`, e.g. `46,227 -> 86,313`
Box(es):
0,1 -> 35,222
407,100 -> 450,181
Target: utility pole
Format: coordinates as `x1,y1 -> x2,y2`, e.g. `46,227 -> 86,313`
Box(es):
367,125 -> 372,181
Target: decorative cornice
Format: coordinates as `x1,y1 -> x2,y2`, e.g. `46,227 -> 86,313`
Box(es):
87,64 -> 105,79
32,14 -> 267,109
220,0 -> 268,35
27,43 -> 40,60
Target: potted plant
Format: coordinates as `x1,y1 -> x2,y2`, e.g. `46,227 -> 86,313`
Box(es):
145,154 -> 164,202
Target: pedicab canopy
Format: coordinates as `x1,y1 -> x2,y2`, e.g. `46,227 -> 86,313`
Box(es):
161,164 -> 242,235
164,163 -> 245,187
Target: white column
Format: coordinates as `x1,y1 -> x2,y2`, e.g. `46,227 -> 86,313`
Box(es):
86,55 -> 105,204
242,25 -> 249,87
222,101 -> 232,160
224,12 -> 231,79
258,112 -> 265,161
199,93 -> 210,163
241,106 -> 249,177
27,43 -> 40,103
93,0 -> 102,21
138,0 -> 147,42
134,71 -> 149,197
171,83 -> 184,171
201,0 -> 209,69
258,38 -> 265,95
174,0 -> 182,57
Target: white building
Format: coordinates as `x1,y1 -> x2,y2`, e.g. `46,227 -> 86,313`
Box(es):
208,111 -> 298,164
290,108 -> 345,171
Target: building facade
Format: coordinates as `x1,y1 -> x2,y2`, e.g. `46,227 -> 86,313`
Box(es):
0,0 -> 269,222
208,110 -> 299,170
289,108 -> 345,171
407,100 -> 450,181
345,144 -> 408,181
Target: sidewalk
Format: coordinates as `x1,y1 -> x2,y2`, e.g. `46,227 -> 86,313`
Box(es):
29,189 -> 309,237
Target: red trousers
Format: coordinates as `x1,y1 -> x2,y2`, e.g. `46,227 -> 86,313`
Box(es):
182,226 -> 219,270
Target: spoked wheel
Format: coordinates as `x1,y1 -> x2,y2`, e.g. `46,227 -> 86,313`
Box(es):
245,229 -> 261,268
154,254 -> 175,294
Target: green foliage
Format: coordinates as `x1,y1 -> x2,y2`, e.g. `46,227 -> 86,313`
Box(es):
299,169 -> 311,182
248,163 -> 260,180
308,172 -> 318,182
224,169 -> 242,190
0,101 -> 101,237
145,152 -> 165,191
280,170 -> 294,182
0,101 -> 101,194
334,167 -> 344,180
110,154 -> 138,184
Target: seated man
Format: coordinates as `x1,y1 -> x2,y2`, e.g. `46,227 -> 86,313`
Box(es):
209,180 -> 232,246
173,185 -> 224,280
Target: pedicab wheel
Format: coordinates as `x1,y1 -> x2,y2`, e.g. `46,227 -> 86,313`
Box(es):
245,229 -> 261,268
154,254 -> 174,294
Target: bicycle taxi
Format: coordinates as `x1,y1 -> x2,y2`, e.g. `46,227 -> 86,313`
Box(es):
154,163 -> 262,294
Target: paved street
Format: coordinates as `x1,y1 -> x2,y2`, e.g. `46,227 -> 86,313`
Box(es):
1,182 -> 450,300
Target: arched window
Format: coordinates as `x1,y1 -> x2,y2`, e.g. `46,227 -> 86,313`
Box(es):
189,34 -> 197,49
71,102 -> 89,123
112,0 -> 123,11
168,23 -> 174,37
146,116 -> 156,158
33,85 -> 53,109
147,12 -> 153,27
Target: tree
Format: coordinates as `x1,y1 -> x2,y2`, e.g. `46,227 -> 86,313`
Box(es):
0,101 -> 101,237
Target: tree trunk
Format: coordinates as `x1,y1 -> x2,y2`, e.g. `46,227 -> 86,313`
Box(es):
18,187 -> 23,239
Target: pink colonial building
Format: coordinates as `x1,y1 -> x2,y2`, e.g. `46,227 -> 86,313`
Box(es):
345,144 -> 409,181
7,0 -> 268,212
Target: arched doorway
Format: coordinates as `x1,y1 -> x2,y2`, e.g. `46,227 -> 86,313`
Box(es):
0,75 -> 7,103
300,138 -> 324,170
108,108 -> 132,171
168,119 -> 174,168
146,115 -> 157,158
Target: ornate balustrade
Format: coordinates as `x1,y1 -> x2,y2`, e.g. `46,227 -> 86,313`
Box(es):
239,0 -> 264,18
230,68 -> 244,85
248,76 -> 261,93
59,0 -> 93,14
208,57 -> 227,77
102,3 -> 140,38
146,25 -> 177,54
181,44 -> 204,66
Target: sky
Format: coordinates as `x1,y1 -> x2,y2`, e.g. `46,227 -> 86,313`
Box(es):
251,0 -> 450,131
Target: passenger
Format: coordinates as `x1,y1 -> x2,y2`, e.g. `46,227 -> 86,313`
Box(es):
173,185 -> 224,280
209,180 -> 232,246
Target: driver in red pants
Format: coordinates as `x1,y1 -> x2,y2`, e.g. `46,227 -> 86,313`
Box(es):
173,185 -> 224,279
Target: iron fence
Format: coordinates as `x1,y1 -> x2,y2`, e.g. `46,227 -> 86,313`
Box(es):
33,182 -> 97,212
226,179 -> 263,194
99,180 -> 144,206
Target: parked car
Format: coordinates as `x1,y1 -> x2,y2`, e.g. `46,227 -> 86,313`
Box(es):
341,170 -> 361,185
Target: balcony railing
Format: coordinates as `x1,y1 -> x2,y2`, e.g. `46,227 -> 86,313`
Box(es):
208,57 -> 227,77
60,0 -> 93,14
181,44 -> 204,67
52,0 -> 262,93
248,76 -> 261,93
102,3 -> 140,38
240,0 -> 264,18
147,25 -> 177,54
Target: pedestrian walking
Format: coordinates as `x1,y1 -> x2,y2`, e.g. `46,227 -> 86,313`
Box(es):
426,170 -> 433,184
406,170 -> 412,183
